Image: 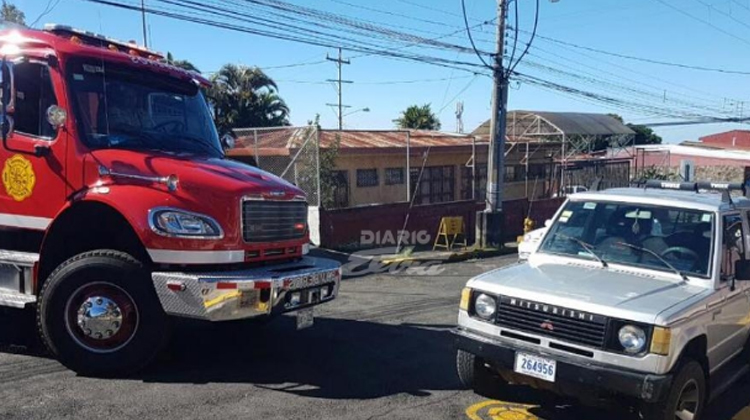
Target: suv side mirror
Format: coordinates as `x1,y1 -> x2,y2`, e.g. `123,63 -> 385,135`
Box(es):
735,260 -> 750,281
544,219 -> 552,228
0,59 -> 15,142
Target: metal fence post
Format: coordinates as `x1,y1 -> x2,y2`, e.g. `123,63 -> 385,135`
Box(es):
472,135 -> 476,201
406,130 -> 411,203
316,124 -> 322,207
253,129 -> 259,168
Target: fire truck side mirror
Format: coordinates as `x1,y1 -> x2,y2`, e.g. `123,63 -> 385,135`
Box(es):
0,59 -> 15,142
221,134 -> 236,150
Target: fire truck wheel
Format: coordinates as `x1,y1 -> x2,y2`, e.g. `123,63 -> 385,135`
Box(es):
37,250 -> 169,377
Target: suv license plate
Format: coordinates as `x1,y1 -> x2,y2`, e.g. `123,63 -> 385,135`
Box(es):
296,307 -> 314,330
514,352 -> 556,382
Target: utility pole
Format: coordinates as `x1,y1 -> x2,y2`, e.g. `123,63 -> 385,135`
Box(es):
477,0 -> 509,249
140,0 -> 148,47
326,48 -> 352,130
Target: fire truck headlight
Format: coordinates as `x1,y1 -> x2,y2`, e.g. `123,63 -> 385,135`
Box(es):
150,208 -> 223,238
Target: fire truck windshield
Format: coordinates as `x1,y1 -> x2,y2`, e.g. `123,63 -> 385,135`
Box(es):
67,58 -> 222,157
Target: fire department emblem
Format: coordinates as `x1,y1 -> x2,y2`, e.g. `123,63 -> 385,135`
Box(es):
2,154 -> 36,202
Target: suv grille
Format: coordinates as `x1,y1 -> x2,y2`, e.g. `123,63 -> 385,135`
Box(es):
495,296 -> 608,348
242,200 -> 307,243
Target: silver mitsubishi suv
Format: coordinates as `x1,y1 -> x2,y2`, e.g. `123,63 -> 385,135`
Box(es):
455,181 -> 750,420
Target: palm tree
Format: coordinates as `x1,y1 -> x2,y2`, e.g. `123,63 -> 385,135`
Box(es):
1,1 -> 24,26
396,104 -> 441,130
166,52 -> 200,73
206,64 -> 290,135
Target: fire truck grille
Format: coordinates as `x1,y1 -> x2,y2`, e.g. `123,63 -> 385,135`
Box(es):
242,200 -> 308,243
495,296 -> 608,348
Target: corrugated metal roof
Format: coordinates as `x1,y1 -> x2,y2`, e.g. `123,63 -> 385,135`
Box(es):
472,111 -> 635,137
229,128 -> 478,156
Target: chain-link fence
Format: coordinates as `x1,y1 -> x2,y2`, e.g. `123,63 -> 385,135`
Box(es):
233,125 -> 321,207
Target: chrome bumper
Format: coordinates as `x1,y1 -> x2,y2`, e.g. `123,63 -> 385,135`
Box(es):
151,257 -> 341,321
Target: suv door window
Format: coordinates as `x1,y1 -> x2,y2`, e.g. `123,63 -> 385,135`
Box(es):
721,214 -> 744,281
13,62 -> 58,139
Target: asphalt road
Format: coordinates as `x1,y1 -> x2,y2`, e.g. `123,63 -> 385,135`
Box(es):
2,255 -> 750,420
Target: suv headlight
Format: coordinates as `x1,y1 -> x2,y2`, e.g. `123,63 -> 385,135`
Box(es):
150,208 -> 223,238
618,325 -> 647,354
474,293 -> 497,320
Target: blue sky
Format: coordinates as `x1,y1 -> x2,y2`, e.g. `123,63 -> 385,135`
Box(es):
18,0 -> 750,142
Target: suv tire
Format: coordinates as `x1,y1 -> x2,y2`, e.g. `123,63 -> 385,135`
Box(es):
456,349 -> 501,394
37,250 -> 169,377
641,360 -> 706,420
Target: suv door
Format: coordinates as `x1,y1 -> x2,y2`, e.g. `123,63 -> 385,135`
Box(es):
708,213 -> 750,369
0,61 -> 66,232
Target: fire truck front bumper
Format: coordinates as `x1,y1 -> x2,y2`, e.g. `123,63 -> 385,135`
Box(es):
151,257 -> 341,321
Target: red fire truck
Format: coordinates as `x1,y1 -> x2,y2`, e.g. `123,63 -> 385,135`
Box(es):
0,24 -> 341,376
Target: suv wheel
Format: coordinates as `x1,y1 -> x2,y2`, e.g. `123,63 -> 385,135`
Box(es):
37,250 -> 169,377
456,349 -> 502,394
641,360 -> 706,420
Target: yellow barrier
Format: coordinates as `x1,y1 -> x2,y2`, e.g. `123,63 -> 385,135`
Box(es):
433,216 -> 468,251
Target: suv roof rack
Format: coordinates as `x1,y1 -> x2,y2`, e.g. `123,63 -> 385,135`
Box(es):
642,180 -> 748,202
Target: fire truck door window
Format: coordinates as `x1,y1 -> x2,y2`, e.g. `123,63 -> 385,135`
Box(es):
13,62 -> 58,139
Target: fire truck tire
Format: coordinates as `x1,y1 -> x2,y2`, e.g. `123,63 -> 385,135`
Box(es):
37,250 -> 169,377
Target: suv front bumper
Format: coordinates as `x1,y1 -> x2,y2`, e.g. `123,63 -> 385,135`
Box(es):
455,327 -> 673,403
151,256 -> 341,321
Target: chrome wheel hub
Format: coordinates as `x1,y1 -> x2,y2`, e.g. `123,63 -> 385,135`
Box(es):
675,379 -> 699,420
76,296 -> 123,340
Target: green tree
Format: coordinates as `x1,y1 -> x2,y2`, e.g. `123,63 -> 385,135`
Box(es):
206,64 -> 289,135
1,1 -> 24,25
607,113 -> 663,146
166,52 -> 200,73
395,104 -> 441,130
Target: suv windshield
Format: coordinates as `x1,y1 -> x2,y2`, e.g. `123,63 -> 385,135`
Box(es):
538,200 -> 714,278
67,58 -> 222,157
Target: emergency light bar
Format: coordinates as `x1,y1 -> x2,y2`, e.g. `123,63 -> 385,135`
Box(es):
643,180 -> 748,197
43,24 -> 163,59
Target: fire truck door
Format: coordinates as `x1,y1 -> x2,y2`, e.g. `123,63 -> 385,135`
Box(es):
0,61 -> 67,232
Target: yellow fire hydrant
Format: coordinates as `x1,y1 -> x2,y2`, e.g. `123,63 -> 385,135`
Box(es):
517,218 -> 536,243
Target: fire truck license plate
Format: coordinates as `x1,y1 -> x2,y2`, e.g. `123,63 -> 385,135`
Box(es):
296,307 -> 314,330
514,352 -> 556,382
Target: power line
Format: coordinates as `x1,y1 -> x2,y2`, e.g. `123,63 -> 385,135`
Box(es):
507,0 -> 538,75
517,29 -> 750,75
653,0 -> 750,47
83,0 -> 489,75
461,0 -> 492,70
691,0 -> 750,31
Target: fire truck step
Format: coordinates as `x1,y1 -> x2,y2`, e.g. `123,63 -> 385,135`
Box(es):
0,250 -> 39,266
0,289 -> 36,308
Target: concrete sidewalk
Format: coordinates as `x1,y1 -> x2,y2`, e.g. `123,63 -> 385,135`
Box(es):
316,243 -> 519,266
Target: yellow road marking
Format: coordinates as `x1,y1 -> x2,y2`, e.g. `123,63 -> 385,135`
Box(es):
466,400 -> 538,420
733,406 -> 750,420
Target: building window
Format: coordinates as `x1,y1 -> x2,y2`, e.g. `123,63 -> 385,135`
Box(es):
461,166 -> 487,201
410,165 -> 455,204
357,168 -> 379,187
385,167 -> 405,185
330,170 -> 349,208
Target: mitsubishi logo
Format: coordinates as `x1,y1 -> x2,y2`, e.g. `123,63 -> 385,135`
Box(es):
540,321 -> 555,331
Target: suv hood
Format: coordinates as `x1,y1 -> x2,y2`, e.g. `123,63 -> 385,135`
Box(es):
87,149 -> 303,197
469,260 -> 708,324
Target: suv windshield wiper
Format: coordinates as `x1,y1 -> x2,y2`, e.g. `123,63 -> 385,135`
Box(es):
615,242 -> 688,281
552,232 -> 607,268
